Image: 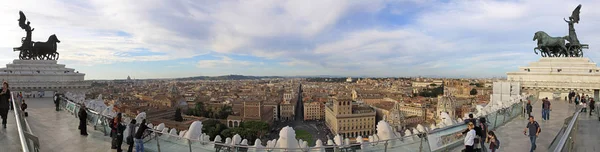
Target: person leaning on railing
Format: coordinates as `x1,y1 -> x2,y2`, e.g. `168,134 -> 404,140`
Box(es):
134,119 -> 148,152
456,122 -> 477,152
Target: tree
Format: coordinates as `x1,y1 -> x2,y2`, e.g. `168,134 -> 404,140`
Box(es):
202,119 -> 228,140
217,106 -> 233,119
191,102 -> 208,117
174,108 -> 184,122
242,121 -> 269,139
470,88 -> 478,96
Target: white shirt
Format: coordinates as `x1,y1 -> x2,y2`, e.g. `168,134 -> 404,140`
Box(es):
464,129 -> 476,146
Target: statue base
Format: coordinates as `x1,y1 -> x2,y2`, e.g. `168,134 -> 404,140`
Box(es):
0,59 -> 90,96
506,57 -> 600,99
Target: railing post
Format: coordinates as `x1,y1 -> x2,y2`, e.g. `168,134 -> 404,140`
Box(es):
419,134 -> 423,152
384,140 -> 388,152
187,139 -> 192,152
493,111 -> 498,128
155,132 -> 161,152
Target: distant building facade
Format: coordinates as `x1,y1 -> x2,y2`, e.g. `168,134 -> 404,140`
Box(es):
325,98 -> 376,138
304,101 -> 324,120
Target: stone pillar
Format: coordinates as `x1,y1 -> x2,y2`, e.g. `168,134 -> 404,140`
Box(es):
594,89 -> 599,102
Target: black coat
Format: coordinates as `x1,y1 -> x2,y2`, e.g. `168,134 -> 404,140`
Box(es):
0,89 -> 11,109
78,108 -> 87,130
134,123 -> 148,139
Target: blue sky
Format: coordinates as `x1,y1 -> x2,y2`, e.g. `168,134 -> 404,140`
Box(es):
2,0 -> 600,79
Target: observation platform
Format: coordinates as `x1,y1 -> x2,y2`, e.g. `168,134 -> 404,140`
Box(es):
3,97 -> 122,152
3,96 -> 595,152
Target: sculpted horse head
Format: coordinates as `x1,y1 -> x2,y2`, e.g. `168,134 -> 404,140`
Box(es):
48,34 -> 60,43
533,31 -> 548,42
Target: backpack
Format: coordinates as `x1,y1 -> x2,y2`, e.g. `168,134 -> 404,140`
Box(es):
534,121 -> 541,133
494,138 -> 500,149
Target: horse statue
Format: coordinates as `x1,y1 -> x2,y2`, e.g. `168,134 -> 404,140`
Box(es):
32,34 -> 60,60
533,31 -> 569,57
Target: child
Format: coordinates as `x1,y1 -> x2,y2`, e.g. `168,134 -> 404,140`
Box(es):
21,99 -> 28,117
581,99 -> 588,113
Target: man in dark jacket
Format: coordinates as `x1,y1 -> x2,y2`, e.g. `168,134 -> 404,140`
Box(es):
526,100 -> 533,117
78,105 -> 88,136
134,119 -> 148,152
0,82 -> 11,129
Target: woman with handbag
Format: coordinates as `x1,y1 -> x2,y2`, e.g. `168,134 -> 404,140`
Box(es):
110,113 -> 126,152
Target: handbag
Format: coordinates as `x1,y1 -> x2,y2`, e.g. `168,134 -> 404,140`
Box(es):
126,135 -> 134,145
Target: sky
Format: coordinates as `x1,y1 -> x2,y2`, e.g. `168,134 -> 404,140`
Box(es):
2,0 -> 600,80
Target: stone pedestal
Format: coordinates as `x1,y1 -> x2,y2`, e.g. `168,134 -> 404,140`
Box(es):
0,59 -> 91,93
507,57 -> 600,98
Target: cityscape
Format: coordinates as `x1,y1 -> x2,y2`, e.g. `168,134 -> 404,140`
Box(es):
0,1 -> 599,152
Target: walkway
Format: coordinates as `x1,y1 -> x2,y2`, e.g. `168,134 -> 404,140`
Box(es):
15,97 -> 121,152
574,111 -> 600,151
451,99 -> 574,152
0,110 -> 23,152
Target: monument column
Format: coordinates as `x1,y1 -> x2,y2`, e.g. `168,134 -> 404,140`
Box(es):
594,89 -> 599,102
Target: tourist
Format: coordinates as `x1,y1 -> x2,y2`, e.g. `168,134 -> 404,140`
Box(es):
111,113 -> 126,151
590,98 -> 595,115
568,91 -> 573,103
526,100 -> 533,117
542,98 -> 551,121
478,117 -> 488,152
581,97 -> 587,113
487,131 -> 500,152
78,105 -> 88,136
0,82 -> 11,129
134,119 -> 149,152
54,93 -> 60,111
457,122 -> 476,152
21,99 -> 27,117
524,116 -> 540,152
575,94 -> 580,105
126,119 -> 137,152
463,113 -> 476,125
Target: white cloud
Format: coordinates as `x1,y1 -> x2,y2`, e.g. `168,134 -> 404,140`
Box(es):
3,0 -> 600,78
196,56 -> 255,69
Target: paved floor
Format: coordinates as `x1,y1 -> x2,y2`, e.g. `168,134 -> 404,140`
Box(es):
20,97 -> 123,152
451,99 -> 575,152
574,110 -> 600,152
0,110 -> 23,152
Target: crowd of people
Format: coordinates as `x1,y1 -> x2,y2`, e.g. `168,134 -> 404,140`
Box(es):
568,91 -> 596,114
456,114 -> 499,152
77,102 -> 150,152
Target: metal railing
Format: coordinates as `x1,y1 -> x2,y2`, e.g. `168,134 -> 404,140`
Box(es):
58,94 -> 529,152
11,92 -> 40,152
428,99 -> 526,152
549,107 -> 582,152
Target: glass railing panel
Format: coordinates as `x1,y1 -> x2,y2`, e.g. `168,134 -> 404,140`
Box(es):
155,135 -> 191,152
142,135 -> 161,152
487,112 -> 498,130
495,110 -> 506,126
386,135 -> 428,151
190,140 -> 217,152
